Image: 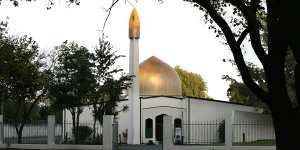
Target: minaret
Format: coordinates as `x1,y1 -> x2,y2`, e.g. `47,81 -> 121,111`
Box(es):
128,8 -> 140,145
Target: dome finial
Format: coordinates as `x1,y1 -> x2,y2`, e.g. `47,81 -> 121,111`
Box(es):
129,8 -> 140,39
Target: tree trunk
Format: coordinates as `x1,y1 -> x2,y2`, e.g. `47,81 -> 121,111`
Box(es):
271,108 -> 300,150
17,131 -> 22,144
75,107 -> 80,144
93,105 -> 96,141
16,124 -> 24,144
266,60 -> 300,150
70,109 -> 76,144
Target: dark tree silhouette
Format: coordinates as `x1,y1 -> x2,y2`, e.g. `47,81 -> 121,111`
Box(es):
0,31 -> 49,143
49,41 -> 96,144
182,0 -> 300,149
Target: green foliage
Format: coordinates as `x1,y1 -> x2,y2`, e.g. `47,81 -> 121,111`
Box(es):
224,49 -> 296,113
72,125 -> 93,143
92,37 -> 132,124
3,101 -> 40,121
223,63 -> 270,113
175,66 -> 209,98
0,26 -> 49,143
48,38 -> 131,143
223,13 -> 296,112
49,41 -> 96,144
49,41 -> 96,110
0,35 -> 48,115
221,5 -> 296,112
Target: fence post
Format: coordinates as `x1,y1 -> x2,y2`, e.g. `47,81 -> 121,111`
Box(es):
0,115 -> 3,144
225,111 -> 234,150
103,115 -> 113,150
48,115 -> 55,146
163,115 -> 173,150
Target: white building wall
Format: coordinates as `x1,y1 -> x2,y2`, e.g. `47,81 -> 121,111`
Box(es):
63,96 -> 268,145
140,97 -> 186,143
188,98 -> 259,121
115,100 -> 130,144
183,97 -> 260,144
233,110 -> 275,143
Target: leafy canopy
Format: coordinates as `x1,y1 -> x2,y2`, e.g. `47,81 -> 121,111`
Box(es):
175,66 -> 209,98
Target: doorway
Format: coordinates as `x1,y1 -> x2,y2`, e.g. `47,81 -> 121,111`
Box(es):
155,114 -> 166,142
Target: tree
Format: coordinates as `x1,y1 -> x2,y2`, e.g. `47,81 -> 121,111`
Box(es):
0,30 -> 49,143
49,41 -> 96,144
2,101 -> 41,121
175,66 -> 209,98
93,76 -> 131,124
3,0 -> 300,148
223,12 -> 297,113
91,37 -> 132,140
182,0 -> 300,149
223,63 -> 270,113
224,48 -> 296,113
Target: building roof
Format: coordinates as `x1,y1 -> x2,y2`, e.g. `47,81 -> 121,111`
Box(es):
140,95 -> 257,108
139,56 -> 182,96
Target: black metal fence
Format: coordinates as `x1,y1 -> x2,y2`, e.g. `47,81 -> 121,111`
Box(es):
112,121 -> 119,147
55,121 -> 103,145
233,120 -> 276,146
179,119 -> 225,145
3,120 -> 48,144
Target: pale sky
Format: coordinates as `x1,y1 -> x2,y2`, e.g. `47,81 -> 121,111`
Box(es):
0,0 -> 260,101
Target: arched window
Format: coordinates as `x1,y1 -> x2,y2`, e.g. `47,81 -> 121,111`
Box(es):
145,118 -> 153,138
174,118 -> 182,128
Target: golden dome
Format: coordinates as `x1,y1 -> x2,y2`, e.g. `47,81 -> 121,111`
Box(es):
129,8 -> 140,39
139,56 -> 182,96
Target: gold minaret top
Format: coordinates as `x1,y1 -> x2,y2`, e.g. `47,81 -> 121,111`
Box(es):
129,8 -> 140,39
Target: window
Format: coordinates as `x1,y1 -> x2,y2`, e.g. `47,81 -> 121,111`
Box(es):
145,118 -> 153,138
174,118 -> 182,128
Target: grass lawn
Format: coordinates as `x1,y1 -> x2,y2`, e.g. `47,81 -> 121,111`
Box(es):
233,139 -> 276,146
178,143 -> 225,146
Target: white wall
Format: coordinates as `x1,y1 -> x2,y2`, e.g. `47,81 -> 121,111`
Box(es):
141,97 -> 186,143
63,96 -> 264,145
115,100 -> 130,144
183,98 -> 259,144
188,98 -> 258,121
233,111 -> 275,143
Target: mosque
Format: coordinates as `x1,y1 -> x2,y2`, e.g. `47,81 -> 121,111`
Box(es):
64,8 -> 265,145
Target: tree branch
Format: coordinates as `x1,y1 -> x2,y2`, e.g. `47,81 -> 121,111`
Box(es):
237,27 -> 249,46
230,0 -> 269,66
194,0 -> 270,103
23,88 -> 47,121
100,0 -> 135,35
101,0 -> 120,34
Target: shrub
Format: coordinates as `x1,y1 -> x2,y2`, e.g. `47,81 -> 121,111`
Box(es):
73,125 -> 93,143
147,140 -> 154,145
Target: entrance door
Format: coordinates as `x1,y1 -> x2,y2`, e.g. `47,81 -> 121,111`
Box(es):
155,114 -> 166,142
